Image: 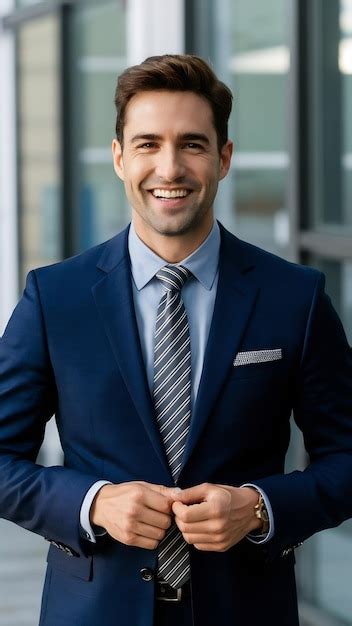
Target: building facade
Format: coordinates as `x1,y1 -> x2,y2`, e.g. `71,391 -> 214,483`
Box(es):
0,1 -> 351,624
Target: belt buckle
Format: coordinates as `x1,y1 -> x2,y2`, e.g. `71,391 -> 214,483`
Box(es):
156,581 -> 182,602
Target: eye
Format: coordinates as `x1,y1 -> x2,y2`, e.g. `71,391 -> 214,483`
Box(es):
139,142 -> 156,149
185,142 -> 203,150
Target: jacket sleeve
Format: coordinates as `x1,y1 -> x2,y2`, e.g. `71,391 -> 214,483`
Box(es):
0,271 -> 102,556
255,272 -> 352,561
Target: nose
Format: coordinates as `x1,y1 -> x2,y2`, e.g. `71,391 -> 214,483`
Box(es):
154,147 -> 186,182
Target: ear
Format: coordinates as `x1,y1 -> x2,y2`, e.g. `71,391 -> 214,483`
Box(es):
112,138 -> 124,181
219,140 -> 233,181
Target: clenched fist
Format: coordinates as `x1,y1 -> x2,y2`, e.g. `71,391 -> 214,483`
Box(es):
90,481 -> 180,550
171,483 -> 261,552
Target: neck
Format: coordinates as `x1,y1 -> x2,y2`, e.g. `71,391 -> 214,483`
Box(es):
132,217 -> 214,263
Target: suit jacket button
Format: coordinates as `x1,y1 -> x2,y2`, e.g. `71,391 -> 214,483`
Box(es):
140,567 -> 154,582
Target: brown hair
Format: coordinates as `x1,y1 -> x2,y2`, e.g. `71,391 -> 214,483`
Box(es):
114,54 -> 233,152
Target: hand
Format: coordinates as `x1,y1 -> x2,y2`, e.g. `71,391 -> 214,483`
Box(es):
172,483 -> 261,552
90,481 -> 179,550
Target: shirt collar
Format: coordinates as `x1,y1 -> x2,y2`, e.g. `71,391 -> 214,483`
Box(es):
128,220 -> 220,291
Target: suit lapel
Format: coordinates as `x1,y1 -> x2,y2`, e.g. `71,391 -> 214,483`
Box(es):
180,227 -> 259,475
91,225 -> 259,482
92,228 -> 172,481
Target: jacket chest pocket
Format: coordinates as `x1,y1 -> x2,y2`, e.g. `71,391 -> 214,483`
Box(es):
230,358 -> 285,381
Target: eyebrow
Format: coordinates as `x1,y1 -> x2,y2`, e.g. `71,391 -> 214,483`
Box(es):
181,133 -> 210,145
130,132 -> 210,145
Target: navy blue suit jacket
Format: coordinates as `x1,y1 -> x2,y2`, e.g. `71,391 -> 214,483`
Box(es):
0,223 -> 351,626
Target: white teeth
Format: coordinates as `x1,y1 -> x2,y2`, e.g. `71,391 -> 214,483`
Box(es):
152,189 -> 189,198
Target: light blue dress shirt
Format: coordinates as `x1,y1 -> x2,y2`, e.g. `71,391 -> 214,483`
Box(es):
80,220 -> 273,544
129,220 -> 219,406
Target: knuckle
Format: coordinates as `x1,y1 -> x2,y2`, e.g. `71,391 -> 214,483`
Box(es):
120,519 -> 131,534
126,504 -> 139,519
181,510 -> 190,522
175,506 -> 184,518
177,520 -> 186,532
123,531 -> 135,545
161,501 -> 170,513
212,502 -> 222,517
212,519 -> 224,532
132,485 -> 144,501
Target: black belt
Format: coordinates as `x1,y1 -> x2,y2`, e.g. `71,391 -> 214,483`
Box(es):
156,579 -> 191,602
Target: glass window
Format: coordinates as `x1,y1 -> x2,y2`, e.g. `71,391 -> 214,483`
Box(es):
341,0 -> 352,229
16,0 -> 55,5
17,13 -> 62,285
316,521 -> 352,624
300,521 -> 352,625
213,0 -> 290,257
296,254 -> 352,624
308,0 -> 352,233
70,0 -> 129,252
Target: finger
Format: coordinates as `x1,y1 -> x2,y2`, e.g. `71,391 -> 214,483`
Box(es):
134,521 -> 169,542
144,482 -> 182,500
175,519 -> 223,534
183,533 -> 223,544
171,483 -> 210,505
141,483 -> 182,509
173,500 -> 211,522
141,486 -> 175,514
139,537 -> 160,550
193,543 -> 228,552
125,535 -> 160,550
107,525 -> 160,550
139,507 -> 172,530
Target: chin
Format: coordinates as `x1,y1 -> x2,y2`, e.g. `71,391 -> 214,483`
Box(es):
152,214 -> 206,238
156,224 -> 192,237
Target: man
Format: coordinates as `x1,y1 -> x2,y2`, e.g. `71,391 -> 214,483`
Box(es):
0,54 -> 351,626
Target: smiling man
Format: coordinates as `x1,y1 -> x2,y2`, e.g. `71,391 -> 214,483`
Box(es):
112,89 -> 229,255
0,54 -> 352,626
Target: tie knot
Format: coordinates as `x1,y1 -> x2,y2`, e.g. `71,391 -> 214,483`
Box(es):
156,265 -> 191,292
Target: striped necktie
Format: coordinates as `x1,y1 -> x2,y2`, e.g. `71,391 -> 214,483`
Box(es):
154,264 -> 192,589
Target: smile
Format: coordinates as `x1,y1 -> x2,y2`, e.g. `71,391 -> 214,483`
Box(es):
151,189 -> 191,199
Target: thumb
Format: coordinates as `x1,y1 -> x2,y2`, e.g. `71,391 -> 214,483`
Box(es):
147,483 -> 182,499
172,483 -> 209,504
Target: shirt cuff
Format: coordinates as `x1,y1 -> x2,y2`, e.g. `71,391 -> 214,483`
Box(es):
240,483 -> 275,544
80,480 -> 112,543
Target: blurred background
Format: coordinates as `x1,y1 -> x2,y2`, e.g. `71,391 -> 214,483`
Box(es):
0,0 -> 351,624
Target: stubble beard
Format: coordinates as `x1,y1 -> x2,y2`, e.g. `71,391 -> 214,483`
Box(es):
138,192 -> 215,239
150,210 -> 206,237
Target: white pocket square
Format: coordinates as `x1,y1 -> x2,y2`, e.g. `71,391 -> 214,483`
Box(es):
233,348 -> 282,367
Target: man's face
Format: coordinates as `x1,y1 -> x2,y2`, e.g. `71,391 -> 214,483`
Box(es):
112,90 -> 232,241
